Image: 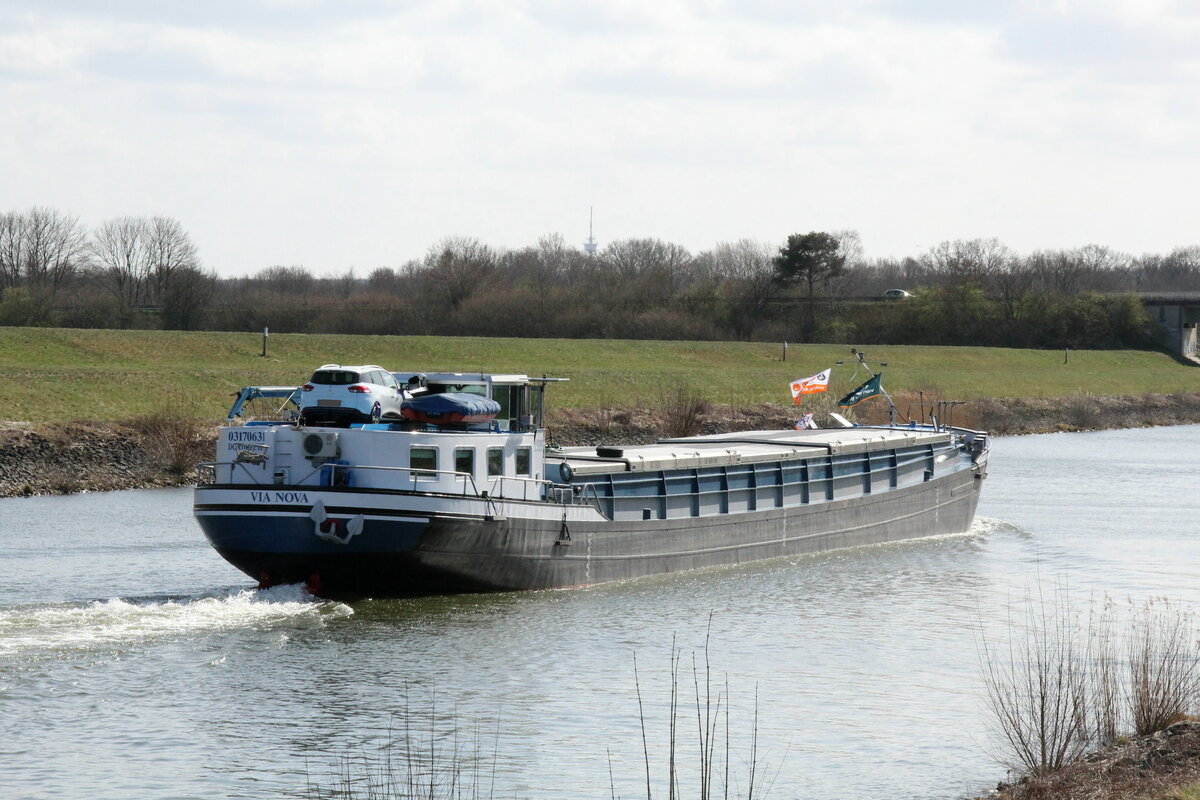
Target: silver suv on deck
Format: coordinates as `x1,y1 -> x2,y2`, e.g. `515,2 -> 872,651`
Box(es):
300,364 -> 408,427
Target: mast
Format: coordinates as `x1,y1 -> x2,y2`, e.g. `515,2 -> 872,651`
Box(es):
851,348 -> 898,425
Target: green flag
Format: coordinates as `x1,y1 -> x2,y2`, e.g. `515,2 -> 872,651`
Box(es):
838,373 -> 884,407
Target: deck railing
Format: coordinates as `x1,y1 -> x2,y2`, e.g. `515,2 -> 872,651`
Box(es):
197,460 -> 606,513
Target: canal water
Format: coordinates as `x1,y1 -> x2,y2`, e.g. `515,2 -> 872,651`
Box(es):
2,425 -> 1198,800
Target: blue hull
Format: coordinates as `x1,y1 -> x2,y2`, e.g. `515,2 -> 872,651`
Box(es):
195,510 -> 449,595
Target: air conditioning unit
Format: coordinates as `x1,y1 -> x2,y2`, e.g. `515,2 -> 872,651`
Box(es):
302,431 -> 339,459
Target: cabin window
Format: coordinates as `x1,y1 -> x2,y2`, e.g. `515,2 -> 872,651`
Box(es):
487,447 -> 504,477
455,448 -> 475,477
410,446 -> 437,479
516,447 -> 531,476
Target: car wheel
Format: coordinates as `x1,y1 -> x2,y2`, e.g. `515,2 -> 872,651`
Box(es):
370,402 -> 381,423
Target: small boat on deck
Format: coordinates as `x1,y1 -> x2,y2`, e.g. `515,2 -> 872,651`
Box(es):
193,369 -> 990,597
400,392 -> 500,425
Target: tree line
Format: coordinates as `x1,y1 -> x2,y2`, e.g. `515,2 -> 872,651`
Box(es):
3,206 -> 1197,350
0,207 -> 213,330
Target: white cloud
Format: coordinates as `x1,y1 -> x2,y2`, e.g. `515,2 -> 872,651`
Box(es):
0,0 -> 1197,273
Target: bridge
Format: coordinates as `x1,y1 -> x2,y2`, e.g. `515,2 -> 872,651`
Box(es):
1140,293 -> 1200,361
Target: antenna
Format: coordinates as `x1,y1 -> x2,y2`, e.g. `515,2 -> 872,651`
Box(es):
583,206 -> 598,255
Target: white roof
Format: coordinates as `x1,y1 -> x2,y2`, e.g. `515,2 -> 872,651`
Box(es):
392,371 -> 531,385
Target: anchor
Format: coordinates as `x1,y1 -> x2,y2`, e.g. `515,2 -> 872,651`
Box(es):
310,499 -> 365,545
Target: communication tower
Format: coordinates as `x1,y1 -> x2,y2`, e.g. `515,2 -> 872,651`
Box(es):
583,207 -> 598,255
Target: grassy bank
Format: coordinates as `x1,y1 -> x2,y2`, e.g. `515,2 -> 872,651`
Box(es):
3,327 -> 1200,424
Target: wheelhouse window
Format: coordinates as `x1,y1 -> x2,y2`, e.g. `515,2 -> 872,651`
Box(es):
410,446 -> 437,479
431,382 -> 487,397
455,448 -> 475,477
487,447 -> 504,477
516,447 -> 531,476
497,385 -> 529,425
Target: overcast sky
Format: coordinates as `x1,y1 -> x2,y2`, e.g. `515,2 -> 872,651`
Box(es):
1,0 -> 1197,276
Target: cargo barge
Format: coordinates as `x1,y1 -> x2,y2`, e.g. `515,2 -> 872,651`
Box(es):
194,371 -> 990,596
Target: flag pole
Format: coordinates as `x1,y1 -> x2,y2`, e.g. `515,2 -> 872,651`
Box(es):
850,348 -> 899,425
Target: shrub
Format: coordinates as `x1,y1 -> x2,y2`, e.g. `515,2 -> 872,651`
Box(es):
979,589 -> 1091,776
1129,601 -> 1200,736
125,402 -> 212,476
662,385 -> 709,438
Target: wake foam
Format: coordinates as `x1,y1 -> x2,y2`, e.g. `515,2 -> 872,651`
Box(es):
0,584 -> 353,657
969,515 -> 1024,537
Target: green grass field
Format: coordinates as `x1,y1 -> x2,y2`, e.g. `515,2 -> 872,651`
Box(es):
2,327 -> 1199,423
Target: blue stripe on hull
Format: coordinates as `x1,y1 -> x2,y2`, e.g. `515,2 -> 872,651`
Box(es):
196,512 -> 432,592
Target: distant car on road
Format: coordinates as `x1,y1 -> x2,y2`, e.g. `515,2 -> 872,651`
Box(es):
300,364 -> 408,426
882,289 -> 913,299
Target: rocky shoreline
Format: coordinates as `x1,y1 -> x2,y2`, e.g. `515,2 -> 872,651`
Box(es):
983,720 -> 1200,800
0,418 -> 212,497
4,392 -> 1200,498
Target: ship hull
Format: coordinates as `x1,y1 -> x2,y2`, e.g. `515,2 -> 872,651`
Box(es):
195,457 -> 986,597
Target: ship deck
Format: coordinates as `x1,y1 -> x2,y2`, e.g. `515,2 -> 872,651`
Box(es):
553,426 -> 957,477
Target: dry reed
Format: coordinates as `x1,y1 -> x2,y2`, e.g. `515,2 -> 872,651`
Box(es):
981,591 -> 1200,780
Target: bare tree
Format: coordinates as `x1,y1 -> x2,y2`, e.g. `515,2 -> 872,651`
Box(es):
697,239 -> 777,339
254,264 -> 317,295
423,236 -> 497,311
923,238 -> 1014,286
160,265 -> 216,330
1135,245 -> 1200,292
989,260 -> 1036,322
90,217 -> 152,317
493,233 -> 571,321
0,207 -> 88,298
601,238 -> 694,304
89,214 -> 206,325
0,211 -> 27,293
1026,245 -> 1131,296
826,229 -> 867,300
145,216 -> 200,301
533,232 -> 571,303
328,267 -> 358,300
366,266 -> 405,295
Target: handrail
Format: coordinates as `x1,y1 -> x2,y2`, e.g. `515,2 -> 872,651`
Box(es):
486,474 -> 556,501
197,459 -> 483,495
197,460 -> 573,503
321,463 -> 483,496
196,461 -> 615,517
579,482 -> 609,519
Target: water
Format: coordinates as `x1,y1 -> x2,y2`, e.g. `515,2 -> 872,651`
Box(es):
2,426 -> 1199,800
